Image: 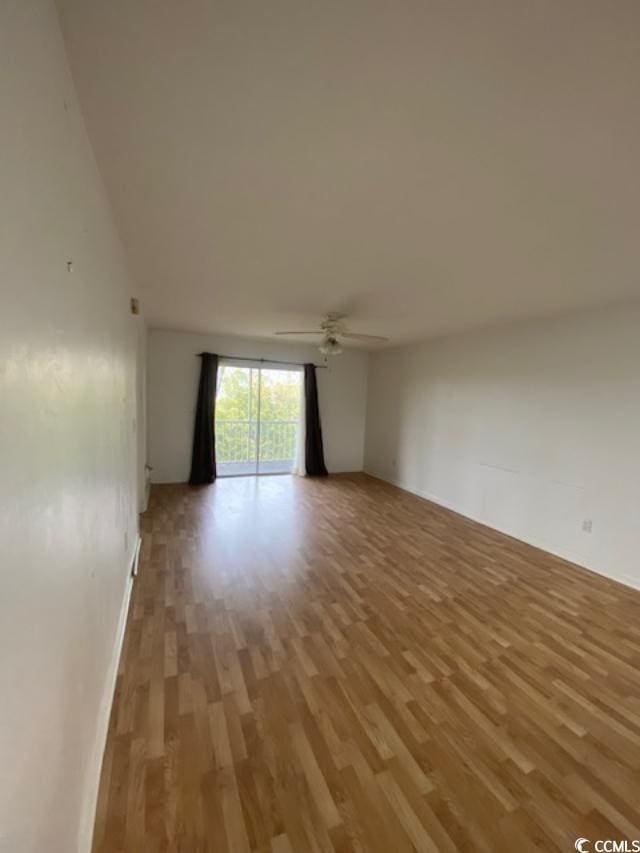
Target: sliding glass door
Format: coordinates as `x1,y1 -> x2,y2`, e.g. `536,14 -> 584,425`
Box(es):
215,364 -> 303,477
215,365 -> 257,476
256,368 -> 303,474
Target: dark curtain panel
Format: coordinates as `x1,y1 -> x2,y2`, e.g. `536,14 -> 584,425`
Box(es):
304,363 -> 328,476
189,353 -> 219,485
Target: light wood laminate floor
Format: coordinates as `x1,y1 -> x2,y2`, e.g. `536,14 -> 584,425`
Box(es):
93,474 -> 640,852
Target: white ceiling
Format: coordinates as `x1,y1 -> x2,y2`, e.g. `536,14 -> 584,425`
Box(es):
57,0 -> 640,347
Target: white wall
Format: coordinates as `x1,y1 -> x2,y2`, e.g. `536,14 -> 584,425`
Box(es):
136,320 -> 148,511
365,304 -> 640,589
148,329 -> 369,482
0,3 -> 141,851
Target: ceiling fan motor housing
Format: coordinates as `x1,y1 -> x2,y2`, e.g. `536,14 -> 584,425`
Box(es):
320,314 -> 345,336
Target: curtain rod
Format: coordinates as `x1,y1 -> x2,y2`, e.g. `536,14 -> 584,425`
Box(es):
197,353 -> 328,369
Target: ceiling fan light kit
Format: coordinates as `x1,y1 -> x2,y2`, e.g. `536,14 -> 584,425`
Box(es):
275,313 -> 388,357
319,336 -> 343,356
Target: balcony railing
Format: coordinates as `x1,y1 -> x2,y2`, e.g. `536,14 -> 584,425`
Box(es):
215,419 -> 298,474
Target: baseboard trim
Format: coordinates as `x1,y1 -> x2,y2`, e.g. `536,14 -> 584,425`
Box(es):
364,468 -> 640,594
78,536 -> 139,851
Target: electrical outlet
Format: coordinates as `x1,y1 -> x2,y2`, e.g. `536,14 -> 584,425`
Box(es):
582,519 -> 593,533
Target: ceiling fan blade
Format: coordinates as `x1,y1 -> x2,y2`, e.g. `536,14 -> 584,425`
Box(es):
274,330 -> 322,335
340,332 -> 389,342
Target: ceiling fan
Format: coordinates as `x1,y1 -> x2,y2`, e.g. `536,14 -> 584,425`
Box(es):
275,313 -> 388,356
